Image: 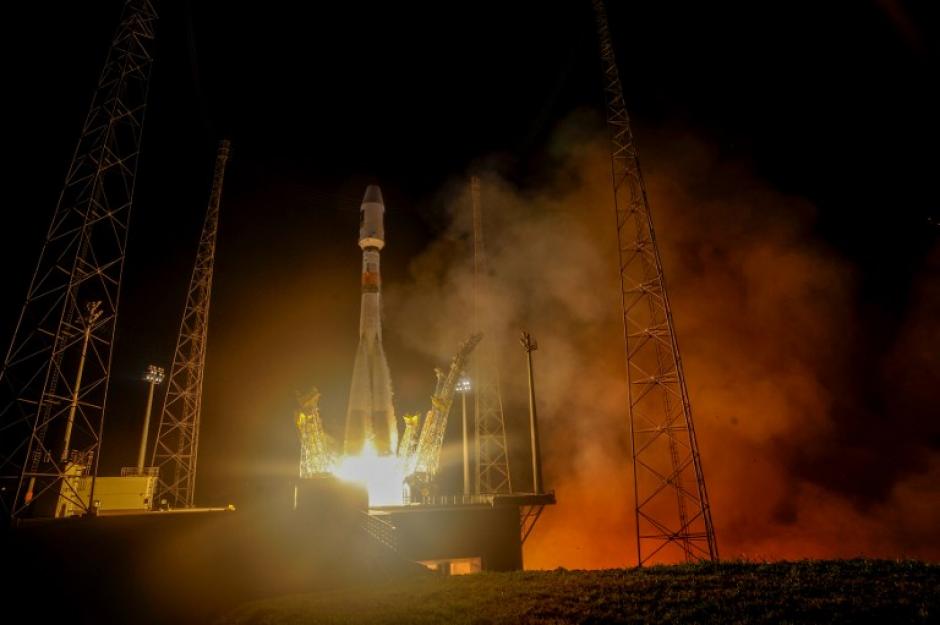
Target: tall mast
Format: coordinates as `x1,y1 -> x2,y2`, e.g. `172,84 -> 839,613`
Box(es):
592,0 -> 718,565
471,177 -> 512,494
151,140 -> 229,508
0,0 -> 158,521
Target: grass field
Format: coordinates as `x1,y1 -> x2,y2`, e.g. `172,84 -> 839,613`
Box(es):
220,559 -> 938,624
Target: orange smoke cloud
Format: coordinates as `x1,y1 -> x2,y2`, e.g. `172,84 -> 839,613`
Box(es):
383,115 -> 940,568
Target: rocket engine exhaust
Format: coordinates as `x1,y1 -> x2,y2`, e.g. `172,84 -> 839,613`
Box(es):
343,185 -> 397,456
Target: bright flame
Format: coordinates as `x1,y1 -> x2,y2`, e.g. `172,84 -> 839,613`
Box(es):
333,440 -> 405,506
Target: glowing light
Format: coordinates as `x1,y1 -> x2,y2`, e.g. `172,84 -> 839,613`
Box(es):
334,440 -> 405,506
144,364 -> 165,384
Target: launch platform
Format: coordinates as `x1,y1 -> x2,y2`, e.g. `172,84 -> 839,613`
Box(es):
369,492 -> 557,572
294,474 -> 555,573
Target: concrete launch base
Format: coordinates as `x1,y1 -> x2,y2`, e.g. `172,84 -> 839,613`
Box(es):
369,492 -> 557,572
377,504 -> 523,570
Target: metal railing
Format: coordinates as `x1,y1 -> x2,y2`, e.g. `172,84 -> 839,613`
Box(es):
404,493 -> 495,506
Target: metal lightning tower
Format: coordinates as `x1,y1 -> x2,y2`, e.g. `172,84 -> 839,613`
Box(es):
592,0 -> 718,565
150,140 -> 229,509
0,0 -> 158,521
470,177 -> 513,494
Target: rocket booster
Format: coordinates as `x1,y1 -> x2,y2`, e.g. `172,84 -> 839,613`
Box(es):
357,185 -> 385,341
344,185 -> 397,456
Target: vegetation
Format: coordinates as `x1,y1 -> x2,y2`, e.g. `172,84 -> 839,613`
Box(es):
220,559 -> 938,625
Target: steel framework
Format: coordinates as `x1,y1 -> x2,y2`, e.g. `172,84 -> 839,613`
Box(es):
0,0 -> 158,521
592,0 -> 718,565
414,334 -> 482,477
470,177 -> 513,494
520,504 -> 545,544
150,139 -> 229,508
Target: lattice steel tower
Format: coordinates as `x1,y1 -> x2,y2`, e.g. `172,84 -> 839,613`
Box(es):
592,0 -> 718,565
151,140 -> 229,508
0,0 -> 158,521
470,176 -> 513,494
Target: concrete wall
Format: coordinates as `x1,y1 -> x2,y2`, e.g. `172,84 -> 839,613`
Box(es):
386,504 -> 523,571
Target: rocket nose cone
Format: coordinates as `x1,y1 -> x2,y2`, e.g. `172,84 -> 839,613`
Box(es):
359,184 -> 386,249
362,185 -> 384,206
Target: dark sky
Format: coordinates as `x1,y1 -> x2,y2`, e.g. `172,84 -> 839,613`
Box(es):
2,1 -> 937,513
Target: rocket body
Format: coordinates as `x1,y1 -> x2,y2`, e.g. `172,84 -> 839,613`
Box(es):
344,185 -> 397,456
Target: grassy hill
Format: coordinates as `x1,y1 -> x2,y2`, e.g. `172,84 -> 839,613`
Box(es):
220,559 -> 937,625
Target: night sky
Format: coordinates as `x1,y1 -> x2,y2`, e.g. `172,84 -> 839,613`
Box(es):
2,1 -> 938,564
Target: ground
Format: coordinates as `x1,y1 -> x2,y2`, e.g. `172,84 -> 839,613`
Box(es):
219,559 -> 937,624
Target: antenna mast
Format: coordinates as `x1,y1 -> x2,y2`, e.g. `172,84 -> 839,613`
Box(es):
592,0 -> 718,565
151,140 -> 229,508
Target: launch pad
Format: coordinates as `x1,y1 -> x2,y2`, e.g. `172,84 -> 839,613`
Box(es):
370,492 -> 556,572
295,474 -> 555,573
371,494 -> 556,572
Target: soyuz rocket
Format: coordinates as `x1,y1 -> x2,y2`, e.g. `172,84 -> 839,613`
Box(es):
344,185 -> 397,456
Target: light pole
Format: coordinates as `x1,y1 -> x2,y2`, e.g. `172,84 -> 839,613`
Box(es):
60,301 -> 103,464
521,331 -> 543,494
456,375 -> 472,496
137,364 -> 165,474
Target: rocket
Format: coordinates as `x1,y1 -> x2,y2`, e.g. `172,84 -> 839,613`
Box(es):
343,185 -> 397,456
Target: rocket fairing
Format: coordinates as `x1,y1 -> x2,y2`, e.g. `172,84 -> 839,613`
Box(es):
344,185 -> 398,456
